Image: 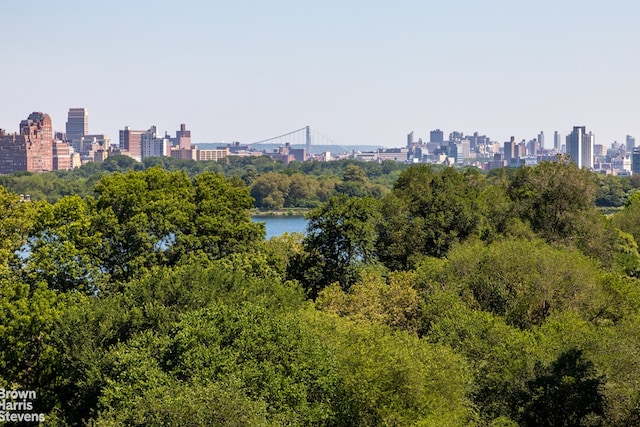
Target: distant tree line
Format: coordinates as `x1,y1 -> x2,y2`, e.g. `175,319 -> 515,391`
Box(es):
0,154 -> 636,211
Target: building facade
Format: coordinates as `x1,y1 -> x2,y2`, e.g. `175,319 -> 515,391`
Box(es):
119,127 -> 146,161
66,108 -> 88,142
633,147 -> 640,175
554,131 -> 562,152
430,129 -> 444,143
626,135 -> 636,153
53,141 -> 72,170
170,124 -> 194,159
141,127 -> 171,159
566,126 -> 594,169
0,112 -> 54,174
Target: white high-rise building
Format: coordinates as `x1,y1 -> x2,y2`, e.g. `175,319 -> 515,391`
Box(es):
566,126 -> 594,169
141,126 -> 170,159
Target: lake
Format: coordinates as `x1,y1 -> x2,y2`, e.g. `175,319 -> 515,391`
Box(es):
252,215 -> 308,239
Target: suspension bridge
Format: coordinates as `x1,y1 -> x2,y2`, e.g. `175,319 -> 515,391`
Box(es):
249,126 -> 355,154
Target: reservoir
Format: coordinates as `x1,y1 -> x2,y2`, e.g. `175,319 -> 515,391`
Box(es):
252,215 -> 308,239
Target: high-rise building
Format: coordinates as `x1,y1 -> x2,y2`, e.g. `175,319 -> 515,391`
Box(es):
170,124 -> 195,160
0,112 -> 54,173
141,126 -> 171,159
407,131 -> 414,148
626,135 -> 636,153
566,126 -> 594,169
53,140 -> 72,171
119,126 -> 146,161
66,108 -> 88,142
554,131 -> 562,152
175,123 -> 191,150
503,136 -> 515,166
449,131 -> 464,142
527,139 -> 539,157
538,131 -> 545,151
633,147 -> 640,175
430,129 -> 444,143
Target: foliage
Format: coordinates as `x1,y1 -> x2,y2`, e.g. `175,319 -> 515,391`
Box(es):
96,303 -> 339,425
250,172 -> 322,209
308,310 -> 476,426
433,238 -> 603,329
0,186 -> 36,280
294,195 -> 381,298
506,159 -> 597,242
612,193 -> 640,251
4,160 -> 640,425
517,348 -> 605,426
377,166 -> 485,270
595,173 -> 633,207
316,268 -> 421,332
23,195 -> 105,293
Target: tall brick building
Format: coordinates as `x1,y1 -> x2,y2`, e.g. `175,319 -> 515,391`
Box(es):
0,112 -> 54,174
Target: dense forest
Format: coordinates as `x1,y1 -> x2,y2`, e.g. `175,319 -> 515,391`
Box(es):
3,156 -> 640,425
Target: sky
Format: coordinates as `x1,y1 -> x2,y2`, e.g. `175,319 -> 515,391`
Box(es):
1,0 -> 639,148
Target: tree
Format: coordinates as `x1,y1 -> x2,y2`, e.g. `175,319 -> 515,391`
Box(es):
518,349 -> 605,426
0,186 -> 36,280
249,173 -> 290,210
286,173 -> 320,207
0,280 -> 70,418
377,166 -> 485,270
24,168 -> 267,285
335,164 -> 371,197
96,303 -> 339,425
612,192 -> 640,248
316,268 -> 420,332
507,159 -> 597,242
91,167 -> 195,282
294,195 -> 381,298
430,238 -> 603,329
307,310 -> 475,425
23,196 -> 105,293
188,173 -> 265,259
595,174 -> 631,208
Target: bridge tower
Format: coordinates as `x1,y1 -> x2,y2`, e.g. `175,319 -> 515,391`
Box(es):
306,126 -> 311,155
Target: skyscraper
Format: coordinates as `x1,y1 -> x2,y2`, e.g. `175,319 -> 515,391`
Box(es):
430,129 -> 444,143
626,135 -> 636,153
633,147 -> 640,175
538,131 -> 544,151
407,131 -> 414,148
554,131 -> 562,152
503,136 -> 515,166
66,108 -> 88,142
119,126 -> 145,161
566,126 -> 594,169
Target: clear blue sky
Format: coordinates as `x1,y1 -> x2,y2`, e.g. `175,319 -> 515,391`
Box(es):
1,0 -> 638,148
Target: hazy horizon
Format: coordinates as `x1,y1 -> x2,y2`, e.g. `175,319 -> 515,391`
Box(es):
2,0 -> 638,148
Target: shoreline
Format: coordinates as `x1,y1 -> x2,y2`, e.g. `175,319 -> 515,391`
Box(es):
251,208 -> 309,217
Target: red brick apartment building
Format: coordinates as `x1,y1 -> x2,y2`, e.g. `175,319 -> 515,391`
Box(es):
0,112 -> 54,174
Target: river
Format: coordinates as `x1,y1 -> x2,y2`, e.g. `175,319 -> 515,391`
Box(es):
252,215 -> 308,239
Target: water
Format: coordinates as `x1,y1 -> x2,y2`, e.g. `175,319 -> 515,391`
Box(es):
252,215 -> 308,239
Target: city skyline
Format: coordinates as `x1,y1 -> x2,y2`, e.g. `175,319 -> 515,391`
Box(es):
1,1 -> 639,147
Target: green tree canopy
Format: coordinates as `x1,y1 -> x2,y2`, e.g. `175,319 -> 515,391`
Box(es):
294,195 -> 381,298
377,166 -> 485,270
